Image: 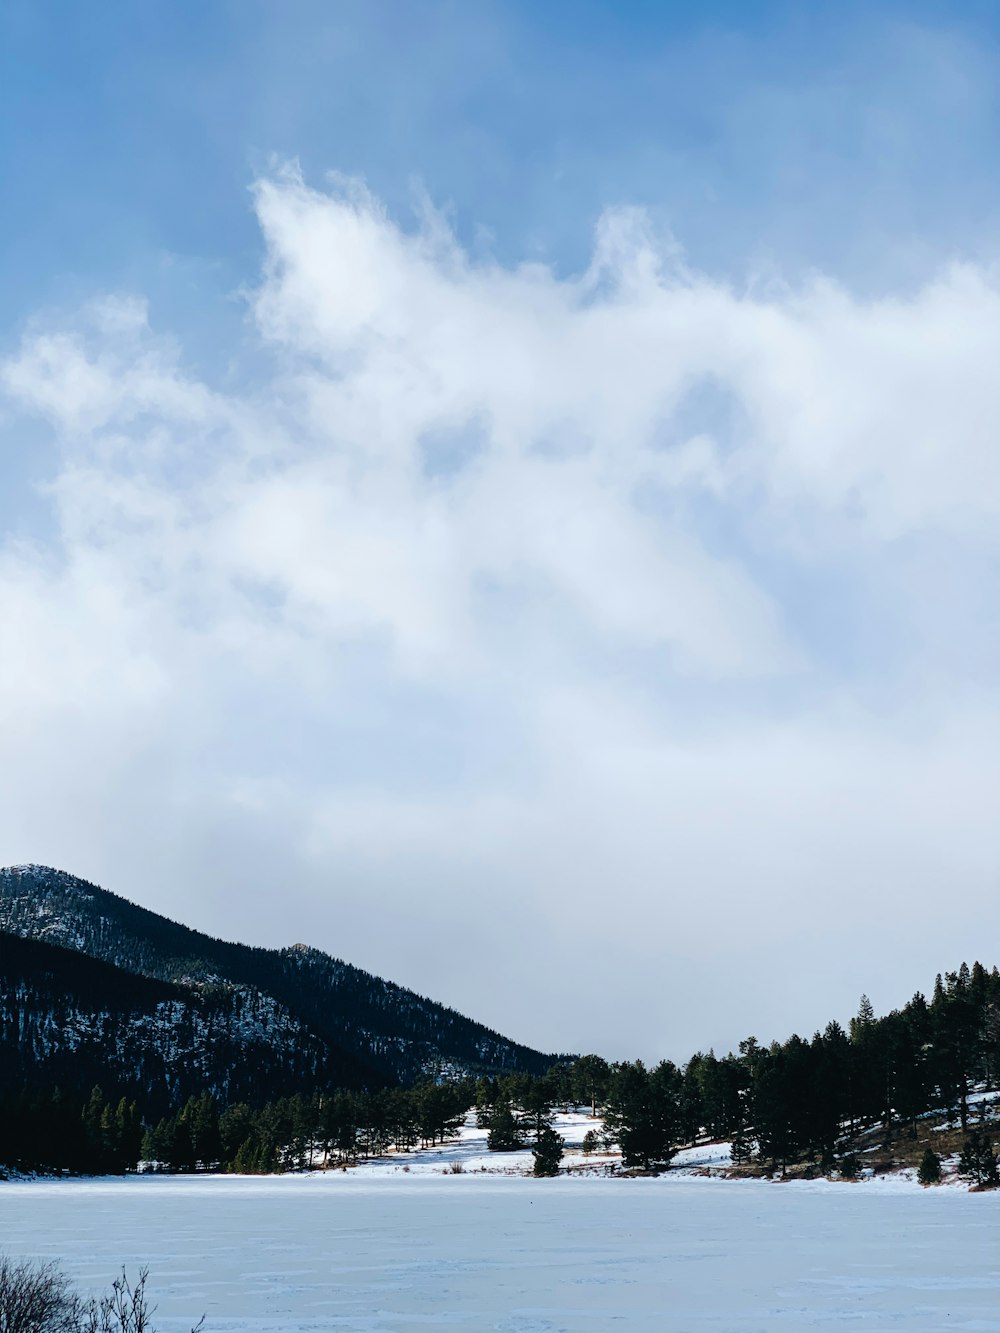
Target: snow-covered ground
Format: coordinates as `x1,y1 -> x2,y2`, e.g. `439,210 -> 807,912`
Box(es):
3,1114 -> 999,1333
338,1109 -> 615,1177
4,1171 -> 999,1331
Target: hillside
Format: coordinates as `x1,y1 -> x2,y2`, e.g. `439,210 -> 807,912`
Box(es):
0,929 -> 341,1111
0,864 -> 560,1098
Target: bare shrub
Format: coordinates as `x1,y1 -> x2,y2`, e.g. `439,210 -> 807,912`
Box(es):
0,1256 -> 80,1333
0,1260 -> 203,1333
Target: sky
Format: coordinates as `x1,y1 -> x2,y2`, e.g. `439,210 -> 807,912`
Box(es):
3,0 -> 1000,1062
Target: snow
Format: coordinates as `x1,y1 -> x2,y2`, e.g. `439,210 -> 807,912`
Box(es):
670,1141 -> 733,1173
3,1117 -> 999,1332
338,1110 -> 609,1177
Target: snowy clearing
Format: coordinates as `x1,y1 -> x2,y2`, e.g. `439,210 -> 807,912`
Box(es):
322,1110 -> 615,1177
3,1165 -> 999,1331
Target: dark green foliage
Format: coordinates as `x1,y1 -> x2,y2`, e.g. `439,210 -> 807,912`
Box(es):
688,1052 -> 745,1141
729,1124 -> 755,1166
838,1152 -> 860,1180
709,965 -> 1000,1176
0,1085 -> 142,1176
531,1125 -> 564,1176
751,1046 -> 799,1173
486,1101 -> 523,1152
918,1147 -> 942,1186
958,1131 -> 999,1186
415,1082 -> 469,1147
0,1079 -> 475,1177
570,1055 -> 610,1117
141,1095 -> 220,1171
604,1061 -> 679,1170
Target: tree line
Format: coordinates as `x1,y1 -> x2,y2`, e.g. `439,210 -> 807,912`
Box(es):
554,961 -> 1000,1173
3,960 -> 998,1179
0,1081 -> 473,1176
475,961 -> 1000,1175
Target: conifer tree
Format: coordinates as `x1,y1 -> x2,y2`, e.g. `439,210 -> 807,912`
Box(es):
571,1055 -> 610,1118
918,1148 -> 942,1186
752,1053 -> 796,1174
958,1131 -> 999,1187
729,1124 -> 755,1166
532,1124 -> 564,1177
605,1061 -> 679,1170
486,1101 -> 522,1152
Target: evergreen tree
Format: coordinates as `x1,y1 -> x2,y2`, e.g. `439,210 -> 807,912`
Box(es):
729,1124 -> 755,1166
679,1056 -> 705,1146
571,1055 -> 610,1118
184,1093 -> 221,1168
958,1131 -> 999,1187
520,1077 -> 556,1143
475,1077 -> 499,1127
486,1101 -> 523,1152
752,1051 -> 797,1174
231,1136 -> 260,1174
838,1151 -> 860,1180
219,1103 -> 253,1164
918,1148 -> 942,1186
605,1061 -> 679,1170
532,1125 -> 564,1177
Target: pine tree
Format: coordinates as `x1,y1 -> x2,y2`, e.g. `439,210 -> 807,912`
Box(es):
605,1061 -> 679,1170
958,1131 -> 999,1187
219,1103 -> 253,1165
752,1053 -> 796,1174
231,1136 -> 259,1174
571,1055 -> 610,1118
532,1125 -> 564,1177
853,994 -> 875,1031
729,1124 -> 755,1166
918,1148 -> 942,1186
486,1101 -> 522,1152
838,1152 -> 860,1179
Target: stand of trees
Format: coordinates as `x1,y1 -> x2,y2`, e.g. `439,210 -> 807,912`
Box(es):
0,1081 -> 474,1176
477,960 -> 1000,1177
0,1086 -> 142,1176
555,961 -> 1000,1175
3,960 -> 999,1180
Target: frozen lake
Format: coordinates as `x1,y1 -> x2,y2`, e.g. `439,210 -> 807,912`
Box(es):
2,1172 -> 998,1331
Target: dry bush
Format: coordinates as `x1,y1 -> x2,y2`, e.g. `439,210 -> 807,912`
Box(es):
0,1257 -> 80,1333
0,1260 -> 203,1333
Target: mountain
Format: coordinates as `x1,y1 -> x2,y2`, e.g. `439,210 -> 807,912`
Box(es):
0,928 -> 336,1112
0,864 -> 560,1107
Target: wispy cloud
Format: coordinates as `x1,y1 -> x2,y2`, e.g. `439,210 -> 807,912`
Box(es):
2,169 -> 999,1056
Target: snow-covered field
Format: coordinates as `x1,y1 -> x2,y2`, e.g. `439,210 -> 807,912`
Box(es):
2,1116 -> 998,1331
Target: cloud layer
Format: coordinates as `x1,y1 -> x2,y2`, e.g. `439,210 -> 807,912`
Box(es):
2,169 -> 1000,1057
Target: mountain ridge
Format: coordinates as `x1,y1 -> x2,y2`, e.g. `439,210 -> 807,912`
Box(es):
0,864 -> 562,1102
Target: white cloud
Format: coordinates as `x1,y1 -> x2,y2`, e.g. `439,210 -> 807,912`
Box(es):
2,170 -> 1000,1058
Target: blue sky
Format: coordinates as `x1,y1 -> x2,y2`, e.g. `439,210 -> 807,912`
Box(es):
3,2 -> 1000,1058
5,0 -> 1000,323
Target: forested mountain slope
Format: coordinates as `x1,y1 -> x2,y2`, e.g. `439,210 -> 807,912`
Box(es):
0,929 -> 338,1112
0,865 -> 557,1088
